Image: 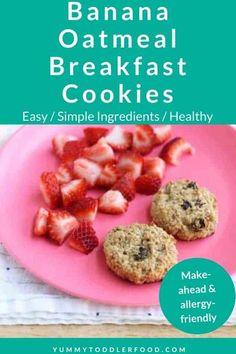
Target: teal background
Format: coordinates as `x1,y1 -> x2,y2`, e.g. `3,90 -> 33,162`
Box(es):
0,338 -> 236,354
0,0 -> 236,124
160,258 -> 235,334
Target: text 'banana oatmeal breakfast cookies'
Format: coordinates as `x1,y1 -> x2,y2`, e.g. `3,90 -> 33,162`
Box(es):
151,179 -> 218,241
103,224 -> 178,284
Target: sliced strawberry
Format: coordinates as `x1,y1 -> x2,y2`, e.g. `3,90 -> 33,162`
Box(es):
82,138 -> 115,165
160,137 -> 195,165
98,190 -> 128,215
33,208 -> 49,237
84,127 -> 109,146
61,179 -> 88,207
67,197 -> 98,222
52,134 -> 78,158
68,221 -> 99,254
40,172 -> 61,209
105,126 -> 132,152
48,210 -> 78,245
55,164 -> 73,184
73,158 -> 102,187
135,175 -> 161,195
117,151 -> 143,180
61,139 -> 87,163
112,173 -> 136,201
153,125 -> 172,145
132,125 -> 155,155
143,157 -> 166,180
96,162 -> 120,189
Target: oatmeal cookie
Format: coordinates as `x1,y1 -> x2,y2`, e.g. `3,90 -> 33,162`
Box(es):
151,179 -> 218,241
103,223 -> 178,284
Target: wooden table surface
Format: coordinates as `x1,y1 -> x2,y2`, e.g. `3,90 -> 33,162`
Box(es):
0,325 -> 235,338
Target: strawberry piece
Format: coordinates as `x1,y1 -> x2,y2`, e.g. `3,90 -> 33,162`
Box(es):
67,197 -> 98,222
48,210 -> 78,245
105,126 -> 132,152
143,157 -> 166,180
153,125 -> 172,145
55,164 -> 73,184
61,179 -> 88,207
40,172 -> 61,209
160,137 -> 195,165
135,175 -> 161,195
73,158 -> 102,187
52,134 -> 78,158
117,151 -> 143,180
82,138 -> 115,165
132,125 -> 155,155
98,190 -> 128,215
33,208 -> 49,237
96,162 -> 120,189
61,139 -> 87,163
84,127 -> 109,146
68,221 -> 99,254
112,173 -> 136,201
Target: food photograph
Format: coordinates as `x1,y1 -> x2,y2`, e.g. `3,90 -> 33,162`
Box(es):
0,124 -> 235,338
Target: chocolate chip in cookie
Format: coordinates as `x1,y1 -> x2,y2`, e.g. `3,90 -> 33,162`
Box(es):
181,200 -> 192,210
184,181 -> 198,190
190,218 -> 206,231
134,246 -> 149,261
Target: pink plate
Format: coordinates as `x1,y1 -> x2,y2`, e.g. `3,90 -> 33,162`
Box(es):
0,125 -> 236,306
